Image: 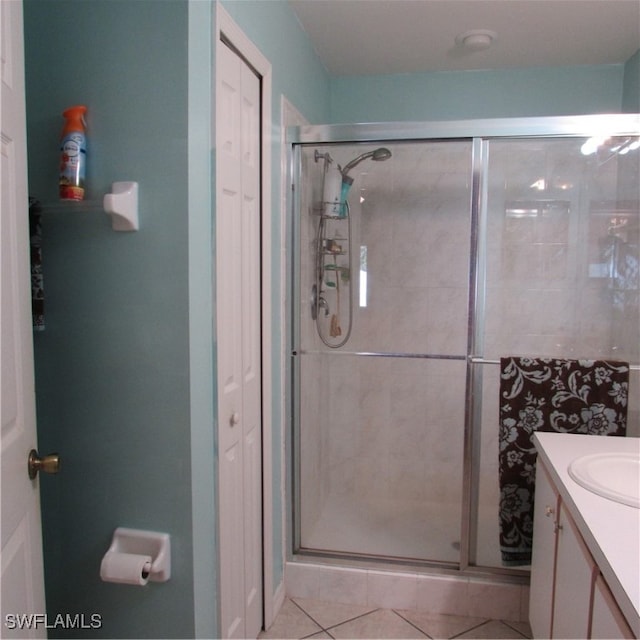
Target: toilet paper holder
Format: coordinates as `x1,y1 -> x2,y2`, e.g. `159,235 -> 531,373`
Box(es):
101,527 -> 171,583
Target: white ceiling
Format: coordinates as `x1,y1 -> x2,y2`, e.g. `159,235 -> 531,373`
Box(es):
288,0 -> 640,75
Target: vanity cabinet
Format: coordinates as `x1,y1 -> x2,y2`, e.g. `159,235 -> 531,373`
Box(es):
552,502 -> 596,638
530,454 -> 635,639
529,463 -> 559,638
592,575 -> 635,639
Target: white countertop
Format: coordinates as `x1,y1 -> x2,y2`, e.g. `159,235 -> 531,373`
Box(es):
533,432 -> 640,637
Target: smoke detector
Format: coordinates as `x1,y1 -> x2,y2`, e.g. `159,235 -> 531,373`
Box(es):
455,29 -> 497,52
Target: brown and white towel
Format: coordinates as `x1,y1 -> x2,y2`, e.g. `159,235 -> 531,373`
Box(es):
498,357 -> 629,566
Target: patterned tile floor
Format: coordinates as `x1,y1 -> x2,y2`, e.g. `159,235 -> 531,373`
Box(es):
259,597 -> 533,639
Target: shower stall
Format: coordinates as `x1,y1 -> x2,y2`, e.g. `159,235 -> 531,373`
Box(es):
288,115 -> 640,577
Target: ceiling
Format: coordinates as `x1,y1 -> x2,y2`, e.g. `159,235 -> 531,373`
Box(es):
288,0 -> 640,76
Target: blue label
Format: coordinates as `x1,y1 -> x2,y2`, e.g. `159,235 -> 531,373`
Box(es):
60,132 -> 86,185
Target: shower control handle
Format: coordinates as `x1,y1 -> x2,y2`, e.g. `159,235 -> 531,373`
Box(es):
230,412 -> 240,427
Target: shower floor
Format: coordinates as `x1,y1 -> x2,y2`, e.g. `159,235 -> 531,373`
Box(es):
301,491 -> 528,572
302,491 -> 461,563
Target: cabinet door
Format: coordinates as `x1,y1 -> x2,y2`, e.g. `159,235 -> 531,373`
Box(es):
591,574 -> 634,639
530,463 -> 560,639
552,504 -> 596,639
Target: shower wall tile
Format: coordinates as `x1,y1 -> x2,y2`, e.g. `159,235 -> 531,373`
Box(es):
286,562 -> 323,600
366,571 -> 418,610
286,562 -> 529,622
520,586 -> 530,623
467,580 -> 522,622
315,565 -> 369,606
296,139 -> 637,572
416,574 -> 469,617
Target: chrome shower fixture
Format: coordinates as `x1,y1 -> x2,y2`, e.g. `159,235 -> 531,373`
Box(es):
340,147 -> 392,178
314,150 -> 333,164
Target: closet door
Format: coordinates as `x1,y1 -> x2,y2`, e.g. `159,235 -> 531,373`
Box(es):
216,40 -> 263,640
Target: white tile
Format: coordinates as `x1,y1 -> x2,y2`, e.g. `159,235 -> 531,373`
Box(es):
329,608 -> 428,639
456,619 -> 528,639
507,619 -> 533,638
466,580 -> 522,621
396,609 -> 488,639
366,570 -> 418,610
520,585 -> 530,622
314,565 -> 368,606
292,597 -> 376,629
258,599 -> 322,639
416,574 -> 469,617
285,562 -> 321,599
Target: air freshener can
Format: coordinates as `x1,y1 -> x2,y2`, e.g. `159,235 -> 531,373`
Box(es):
59,105 -> 87,200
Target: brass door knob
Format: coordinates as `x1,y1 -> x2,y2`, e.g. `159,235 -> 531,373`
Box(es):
28,449 -> 61,479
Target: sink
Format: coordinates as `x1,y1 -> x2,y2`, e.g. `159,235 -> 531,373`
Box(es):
568,452 -> 640,508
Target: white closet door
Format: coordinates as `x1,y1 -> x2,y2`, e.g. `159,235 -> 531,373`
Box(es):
216,40 -> 263,640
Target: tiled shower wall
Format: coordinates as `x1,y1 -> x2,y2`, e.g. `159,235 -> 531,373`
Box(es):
294,135 -> 639,568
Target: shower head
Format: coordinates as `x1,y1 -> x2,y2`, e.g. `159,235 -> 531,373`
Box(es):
340,147 -> 392,178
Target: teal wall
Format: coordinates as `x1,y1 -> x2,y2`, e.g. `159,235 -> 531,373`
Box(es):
25,1 -> 194,638
23,0 -> 637,637
623,49 -> 640,112
24,0 -> 328,637
221,0 -> 331,124
187,2 -> 217,637
330,64 -> 625,123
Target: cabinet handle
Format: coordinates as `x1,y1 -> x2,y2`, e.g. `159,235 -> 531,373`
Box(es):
545,505 -> 554,517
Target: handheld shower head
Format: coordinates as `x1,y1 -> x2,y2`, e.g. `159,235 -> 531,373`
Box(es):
340,147 -> 392,177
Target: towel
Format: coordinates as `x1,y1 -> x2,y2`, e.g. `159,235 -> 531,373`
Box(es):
29,198 -> 44,331
498,357 -> 629,566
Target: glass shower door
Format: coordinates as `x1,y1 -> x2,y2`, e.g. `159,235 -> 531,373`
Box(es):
294,140 -> 474,565
473,135 -> 640,570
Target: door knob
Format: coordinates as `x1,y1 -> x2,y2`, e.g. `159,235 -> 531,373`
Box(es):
28,449 -> 61,479
230,412 -> 240,426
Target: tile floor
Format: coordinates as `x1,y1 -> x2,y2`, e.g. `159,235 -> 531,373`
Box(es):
259,597 -> 533,639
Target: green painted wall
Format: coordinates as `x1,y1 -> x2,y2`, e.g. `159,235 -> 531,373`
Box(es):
23,0 -> 637,637
187,2 -> 217,637
330,63 -> 625,123
24,0 -> 329,637
623,49 -> 640,112
25,1 -> 194,637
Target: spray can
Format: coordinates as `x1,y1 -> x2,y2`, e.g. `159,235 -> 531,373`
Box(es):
59,105 -> 87,200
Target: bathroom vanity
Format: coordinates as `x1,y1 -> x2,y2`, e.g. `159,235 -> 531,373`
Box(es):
530,432 -> 639,639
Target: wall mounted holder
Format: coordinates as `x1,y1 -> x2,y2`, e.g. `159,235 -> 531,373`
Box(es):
100,527 -> 170,585
103,181 -> 139,231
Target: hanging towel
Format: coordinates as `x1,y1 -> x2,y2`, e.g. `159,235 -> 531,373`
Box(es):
498,357 -> 629,566
29,198 -> 45,331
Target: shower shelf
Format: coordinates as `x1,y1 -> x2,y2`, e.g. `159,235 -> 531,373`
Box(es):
324,265 -> 348,273
36,181 -> 139,231
38,200 -> 104,214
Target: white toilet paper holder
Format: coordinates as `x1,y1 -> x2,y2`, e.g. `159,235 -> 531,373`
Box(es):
102,527 -> 171,582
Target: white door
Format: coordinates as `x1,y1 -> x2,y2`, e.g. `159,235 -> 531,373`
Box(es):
1,1 -> 47,637
216,40 -> 263,640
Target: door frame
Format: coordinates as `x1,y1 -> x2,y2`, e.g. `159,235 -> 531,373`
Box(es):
214,3 -> 279,630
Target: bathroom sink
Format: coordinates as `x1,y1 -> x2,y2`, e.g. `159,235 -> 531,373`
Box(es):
568,452 -> 640,508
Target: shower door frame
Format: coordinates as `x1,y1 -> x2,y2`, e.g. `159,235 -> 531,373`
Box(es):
286,114 -> 640,577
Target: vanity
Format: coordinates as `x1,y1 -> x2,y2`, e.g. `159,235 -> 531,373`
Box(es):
530,432 -> 639,639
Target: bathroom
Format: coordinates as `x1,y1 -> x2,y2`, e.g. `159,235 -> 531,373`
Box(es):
6,0 -> 638,638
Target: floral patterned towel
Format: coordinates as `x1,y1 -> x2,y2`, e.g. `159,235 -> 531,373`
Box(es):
29,198 -> 45,331
498,357 -> 629,566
